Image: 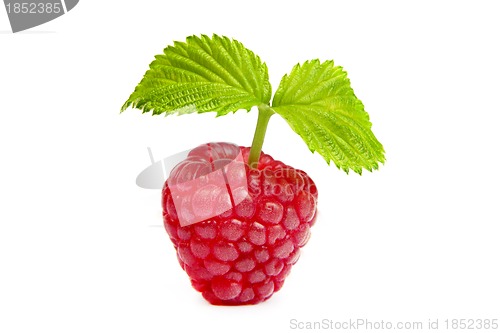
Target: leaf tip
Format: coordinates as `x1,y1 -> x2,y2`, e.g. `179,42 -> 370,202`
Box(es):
120,102 -> 129,113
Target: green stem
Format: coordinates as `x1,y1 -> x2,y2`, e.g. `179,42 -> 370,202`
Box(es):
248,104 -> 274,168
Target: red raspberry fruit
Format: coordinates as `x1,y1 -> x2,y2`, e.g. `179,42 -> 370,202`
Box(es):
162,142 -> 318,305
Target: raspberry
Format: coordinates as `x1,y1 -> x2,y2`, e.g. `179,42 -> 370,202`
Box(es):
162,142 -> 318,305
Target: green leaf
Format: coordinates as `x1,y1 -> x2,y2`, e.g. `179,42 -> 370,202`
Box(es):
272,60 -> 385,174
121,34 -> 272,116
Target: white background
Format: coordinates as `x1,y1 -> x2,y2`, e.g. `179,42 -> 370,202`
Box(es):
1,1 -> 499,332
